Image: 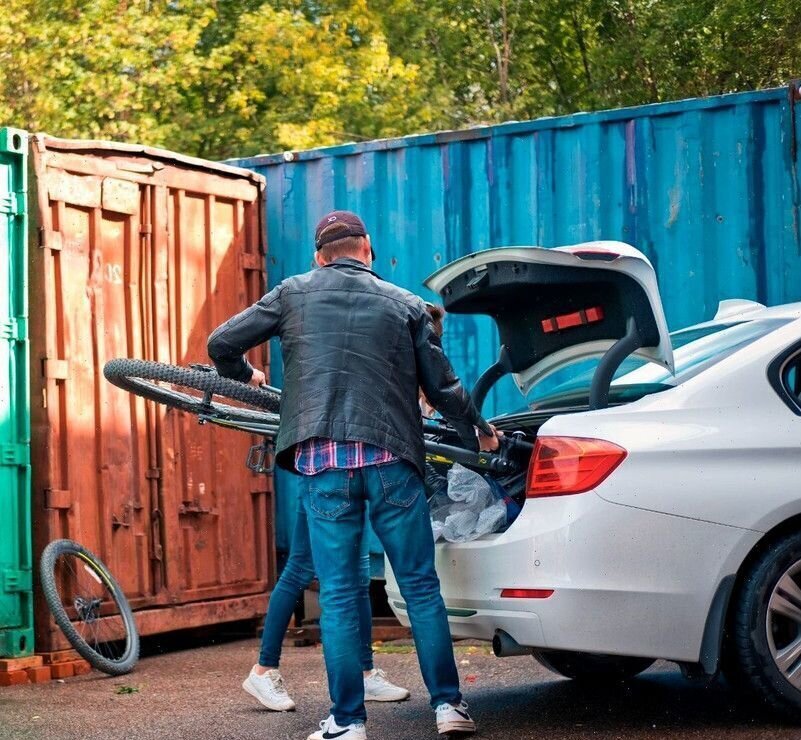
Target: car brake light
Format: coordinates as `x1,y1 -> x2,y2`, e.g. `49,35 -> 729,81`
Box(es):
526,436 -> 626,497
500,588 -> 554,599
564,248 -> 620,261
541,306 -> 604,334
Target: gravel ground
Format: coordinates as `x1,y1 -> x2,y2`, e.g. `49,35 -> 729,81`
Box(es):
0,639 -> 796,740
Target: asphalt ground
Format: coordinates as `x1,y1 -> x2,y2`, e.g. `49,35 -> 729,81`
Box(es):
0,638 -> 798,740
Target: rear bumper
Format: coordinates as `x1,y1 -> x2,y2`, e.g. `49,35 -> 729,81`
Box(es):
390,599 -> 546,648
386,493 -> 759,663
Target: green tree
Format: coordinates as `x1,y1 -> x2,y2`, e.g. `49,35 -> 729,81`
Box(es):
1,0 -> 800,157
1,1 -> 213,144
182,0 -> 439,157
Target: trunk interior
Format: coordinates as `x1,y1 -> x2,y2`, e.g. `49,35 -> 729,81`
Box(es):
425,409 -> 555,540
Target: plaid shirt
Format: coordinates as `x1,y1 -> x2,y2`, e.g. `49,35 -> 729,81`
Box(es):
294,437 -> 397,476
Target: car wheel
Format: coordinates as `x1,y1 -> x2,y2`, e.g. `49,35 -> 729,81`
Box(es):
727,533 -> 801,718
533,650 -> 655,681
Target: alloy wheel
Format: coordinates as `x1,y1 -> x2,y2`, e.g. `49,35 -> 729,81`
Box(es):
767,560 -> 801,687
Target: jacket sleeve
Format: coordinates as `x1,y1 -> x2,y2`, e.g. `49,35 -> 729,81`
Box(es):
207,285 -> 282,382
412,302 -> 492,450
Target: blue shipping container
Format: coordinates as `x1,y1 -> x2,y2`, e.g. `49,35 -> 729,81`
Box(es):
230,85 -> 801,564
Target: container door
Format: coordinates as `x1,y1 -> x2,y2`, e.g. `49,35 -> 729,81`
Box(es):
29,148 -> 163,631
153,186 -> 272,605
29,137 -> 272,650
0,129 -> 33,658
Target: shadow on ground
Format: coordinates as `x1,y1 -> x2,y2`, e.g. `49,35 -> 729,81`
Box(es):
0,641 -> 792,739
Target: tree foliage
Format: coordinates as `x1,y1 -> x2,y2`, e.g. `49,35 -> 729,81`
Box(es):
1,0 -> 799,158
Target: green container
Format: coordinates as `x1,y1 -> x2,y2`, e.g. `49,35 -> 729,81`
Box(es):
0,127 -> 32,658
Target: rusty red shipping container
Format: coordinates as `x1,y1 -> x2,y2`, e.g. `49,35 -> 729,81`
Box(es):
27,135 -> 275,652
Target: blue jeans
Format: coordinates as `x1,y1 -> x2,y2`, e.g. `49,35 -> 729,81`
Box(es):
302,460 -> 461,726
258,496 -> 374,671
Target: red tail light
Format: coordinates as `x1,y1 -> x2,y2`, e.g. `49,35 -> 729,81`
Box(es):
526,436 -> 626,497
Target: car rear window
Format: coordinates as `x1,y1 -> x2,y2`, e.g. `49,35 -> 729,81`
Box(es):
778,351 -> 801,413
527,318 -> 790,408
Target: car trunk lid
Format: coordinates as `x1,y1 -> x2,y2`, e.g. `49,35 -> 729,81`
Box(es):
425,241 -> 674,397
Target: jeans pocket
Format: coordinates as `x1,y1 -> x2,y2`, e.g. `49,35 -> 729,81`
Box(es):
309,470 -> 351,520
377,461 -> 421,508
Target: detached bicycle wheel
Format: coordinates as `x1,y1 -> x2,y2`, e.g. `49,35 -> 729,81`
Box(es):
39,540 -> 139,676
103,359 -> 281,422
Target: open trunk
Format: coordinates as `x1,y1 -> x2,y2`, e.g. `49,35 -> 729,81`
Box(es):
423,241 -> 673,540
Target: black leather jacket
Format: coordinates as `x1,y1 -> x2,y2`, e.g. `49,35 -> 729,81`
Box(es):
207,257 -> 491,476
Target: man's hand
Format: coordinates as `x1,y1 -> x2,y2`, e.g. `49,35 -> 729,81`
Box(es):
248,368 -> 267,388
478,424 -> 502,452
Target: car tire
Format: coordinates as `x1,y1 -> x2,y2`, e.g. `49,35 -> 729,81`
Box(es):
726,533 -> 801,719
533,650 -> 654,681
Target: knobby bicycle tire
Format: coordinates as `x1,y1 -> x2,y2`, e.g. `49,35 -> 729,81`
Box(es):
103,359 -> 281,420
40,539 -> 140,676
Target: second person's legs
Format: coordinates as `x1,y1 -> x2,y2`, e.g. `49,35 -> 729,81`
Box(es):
243,497 -> 314,711
258,499 -> 315,669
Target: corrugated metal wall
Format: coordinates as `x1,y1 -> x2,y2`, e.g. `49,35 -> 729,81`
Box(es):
230,85 -> 801,560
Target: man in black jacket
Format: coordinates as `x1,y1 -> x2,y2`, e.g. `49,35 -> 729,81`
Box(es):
208,210 -> 497,740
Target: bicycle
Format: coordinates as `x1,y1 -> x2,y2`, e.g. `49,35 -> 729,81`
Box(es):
102,358 -> 532,476
39,539 -> 140,676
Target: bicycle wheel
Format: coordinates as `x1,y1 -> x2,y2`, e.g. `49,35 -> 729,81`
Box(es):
39,540 -> 140,676
103,359 -> 281,422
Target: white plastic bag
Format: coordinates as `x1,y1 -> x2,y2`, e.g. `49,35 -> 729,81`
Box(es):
430,464 -> 509,543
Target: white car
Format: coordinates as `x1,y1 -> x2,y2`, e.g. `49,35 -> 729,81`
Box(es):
386,242 -> 801,716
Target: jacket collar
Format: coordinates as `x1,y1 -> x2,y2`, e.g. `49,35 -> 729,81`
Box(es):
322,256 -> 381,279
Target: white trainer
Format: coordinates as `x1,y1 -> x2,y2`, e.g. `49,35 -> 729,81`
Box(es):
363,668 -> 410,702
307,715 -> 367,740
242,666 -> 296,711
435,701 -> 476,736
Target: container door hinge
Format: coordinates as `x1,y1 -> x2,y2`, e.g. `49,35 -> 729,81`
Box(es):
0,443 -> 29,467
43,358 -> 69,380
45,489 -> 72,509
145,468 -> 161,480
0,191 -> 25,216
0,317 -> 26,342
139,223 -> 152,236
38,228 -> 63,250
3,569 -> 32,594
241,252 -> 264,271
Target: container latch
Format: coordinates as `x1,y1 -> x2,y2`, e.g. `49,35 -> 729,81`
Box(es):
0,318 -> 25,342
0,444 -> 29,467
0,192 -> 25,216
3,569 -> 32,593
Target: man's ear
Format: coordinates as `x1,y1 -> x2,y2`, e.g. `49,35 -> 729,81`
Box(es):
314,250 -> 327,267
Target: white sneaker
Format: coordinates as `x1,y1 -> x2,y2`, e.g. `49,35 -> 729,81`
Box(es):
435,701 -> 476,736
307,715 -> 367,740
363,668 -> 410,702
242,666 -> 296,711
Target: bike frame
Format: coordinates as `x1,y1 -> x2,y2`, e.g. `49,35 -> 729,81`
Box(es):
196,411 -> 531,475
